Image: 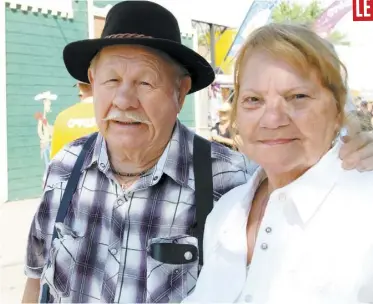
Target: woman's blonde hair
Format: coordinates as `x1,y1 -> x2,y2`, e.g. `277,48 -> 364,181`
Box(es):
230,23 -> 348,137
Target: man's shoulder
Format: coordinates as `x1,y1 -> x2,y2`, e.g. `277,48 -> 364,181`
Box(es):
46,134 -> 96,187
52,134 -> 93,162
211,141 -> 244,164
179,124 -> 257,194
209,141 -> 257,199
210,140 -> 257,174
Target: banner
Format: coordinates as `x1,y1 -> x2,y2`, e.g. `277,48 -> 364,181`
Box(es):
224,0 -> 278,61
313,0 -> 352,36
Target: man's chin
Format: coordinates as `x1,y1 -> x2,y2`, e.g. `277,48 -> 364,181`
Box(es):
107,136 -> 147,151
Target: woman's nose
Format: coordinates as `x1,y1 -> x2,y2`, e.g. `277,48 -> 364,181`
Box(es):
259,97 -> 290,129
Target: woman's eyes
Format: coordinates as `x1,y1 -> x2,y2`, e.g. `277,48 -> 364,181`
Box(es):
291,93 -> 309,100
243,97 -> 261,103
242,94 -> 310,104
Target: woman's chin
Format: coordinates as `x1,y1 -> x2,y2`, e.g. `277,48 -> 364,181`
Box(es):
256,157 -> 304,175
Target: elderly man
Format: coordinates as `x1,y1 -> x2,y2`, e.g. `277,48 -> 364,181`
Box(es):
23,1 -> 373,303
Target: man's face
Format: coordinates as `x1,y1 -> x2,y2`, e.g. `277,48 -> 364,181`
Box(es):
89,45 -> 191,153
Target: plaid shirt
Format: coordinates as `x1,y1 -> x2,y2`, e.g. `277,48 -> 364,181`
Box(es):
25,120 -> 256,303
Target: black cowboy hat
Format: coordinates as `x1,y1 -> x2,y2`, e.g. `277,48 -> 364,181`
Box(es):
63,1 -> 215,94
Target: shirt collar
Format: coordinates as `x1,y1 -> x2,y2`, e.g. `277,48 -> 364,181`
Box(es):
162,120 -> 194,189
83,133 -> 109,173
273,141 -> 344,224
83,120 -> 194,189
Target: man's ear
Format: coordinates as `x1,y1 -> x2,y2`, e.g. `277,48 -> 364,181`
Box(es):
88,68 -> 94,86
177,76 -> 192,112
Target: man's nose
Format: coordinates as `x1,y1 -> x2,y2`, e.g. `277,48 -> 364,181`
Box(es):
113,82 -> 140,110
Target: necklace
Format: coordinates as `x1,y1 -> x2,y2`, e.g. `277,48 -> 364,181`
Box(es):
119,177 -> 138,190
111,167 -> 148,177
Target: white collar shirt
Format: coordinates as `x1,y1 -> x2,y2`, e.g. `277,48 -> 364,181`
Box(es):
184,142 -> 373,304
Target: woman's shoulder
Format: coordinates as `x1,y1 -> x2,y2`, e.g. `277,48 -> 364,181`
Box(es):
338,168 -> 373,195
329,165 -> 373,218
210,182 -> 250,219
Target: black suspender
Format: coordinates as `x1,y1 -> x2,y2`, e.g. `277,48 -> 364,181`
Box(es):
40,133 -> 213,302
40,133 -> 98,303
193,135 -> 214,268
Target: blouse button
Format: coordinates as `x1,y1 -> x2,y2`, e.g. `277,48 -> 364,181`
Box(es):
261,243 -> 268,250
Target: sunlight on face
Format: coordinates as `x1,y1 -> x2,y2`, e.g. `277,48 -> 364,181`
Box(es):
236,52 -> 341,175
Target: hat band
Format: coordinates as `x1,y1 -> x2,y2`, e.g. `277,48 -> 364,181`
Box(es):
105,33 -> 153,39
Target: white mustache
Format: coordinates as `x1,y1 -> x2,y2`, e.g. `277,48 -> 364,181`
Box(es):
102,110 -> 152,125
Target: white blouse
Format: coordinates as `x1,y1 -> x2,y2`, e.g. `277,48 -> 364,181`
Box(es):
183,143 -> 373,304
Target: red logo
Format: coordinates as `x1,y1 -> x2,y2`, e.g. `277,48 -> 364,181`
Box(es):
353,0 -> 373,21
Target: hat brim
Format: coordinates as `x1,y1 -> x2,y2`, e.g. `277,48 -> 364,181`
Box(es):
63,38 -> 215,94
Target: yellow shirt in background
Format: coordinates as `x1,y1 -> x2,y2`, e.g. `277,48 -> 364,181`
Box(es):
50,100 -> 98,158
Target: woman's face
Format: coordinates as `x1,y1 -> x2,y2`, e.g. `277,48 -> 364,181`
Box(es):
236,52 -> 341,175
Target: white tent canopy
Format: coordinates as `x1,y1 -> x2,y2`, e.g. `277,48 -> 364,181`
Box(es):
94,0 -> 254,30
150,0 -> 253,28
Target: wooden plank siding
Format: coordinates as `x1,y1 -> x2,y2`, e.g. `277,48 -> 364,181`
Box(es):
5,1 -> 88,200
5,0 -> 196,201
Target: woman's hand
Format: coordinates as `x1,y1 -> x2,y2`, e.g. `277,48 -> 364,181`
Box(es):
339,131 -> 373,171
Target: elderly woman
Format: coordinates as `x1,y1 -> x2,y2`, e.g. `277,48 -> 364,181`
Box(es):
183,24 -> 373,304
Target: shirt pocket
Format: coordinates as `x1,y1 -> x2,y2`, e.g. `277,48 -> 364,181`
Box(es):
146,235 -> 199,303
41,223 -> 108,301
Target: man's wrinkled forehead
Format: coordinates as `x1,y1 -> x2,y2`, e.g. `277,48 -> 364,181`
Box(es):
96,45 -> 166,71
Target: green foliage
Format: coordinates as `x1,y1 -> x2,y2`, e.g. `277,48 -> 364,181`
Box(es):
271,0 -> 349,45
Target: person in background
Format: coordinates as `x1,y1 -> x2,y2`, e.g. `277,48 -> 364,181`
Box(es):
210,102 -> 235,149
50,81 -> 97,158
75,81 -> 93,103
357,100 -> 373,131
208,82 -> 223,127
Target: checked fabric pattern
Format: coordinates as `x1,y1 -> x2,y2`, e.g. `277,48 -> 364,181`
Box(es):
25,120 -> 255,303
